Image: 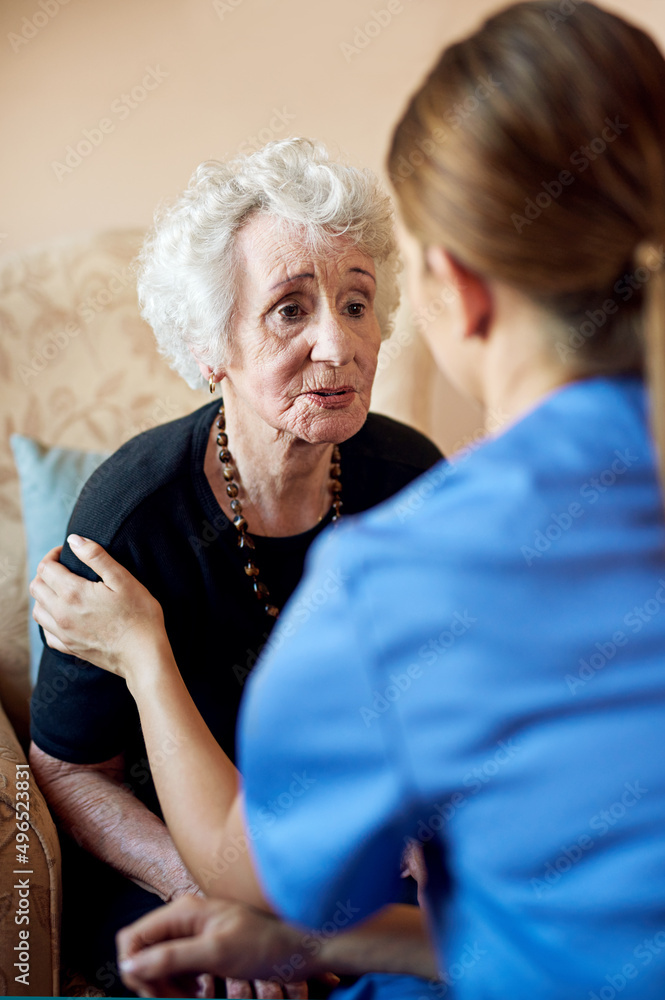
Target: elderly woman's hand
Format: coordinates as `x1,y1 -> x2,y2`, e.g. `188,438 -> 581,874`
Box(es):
30,535 -> 168,681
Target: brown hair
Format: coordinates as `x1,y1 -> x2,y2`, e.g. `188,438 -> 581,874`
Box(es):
388,0 -> 665,483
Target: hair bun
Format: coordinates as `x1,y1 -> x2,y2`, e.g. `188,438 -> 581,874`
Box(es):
634,241 -> 665,274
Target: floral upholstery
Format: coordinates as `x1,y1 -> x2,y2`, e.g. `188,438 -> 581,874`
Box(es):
0,229 -> 204,740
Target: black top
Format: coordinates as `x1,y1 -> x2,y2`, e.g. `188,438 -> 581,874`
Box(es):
31,400 -> 442,816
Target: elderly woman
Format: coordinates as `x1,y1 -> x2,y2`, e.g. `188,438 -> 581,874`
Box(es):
29,138 -> 441,996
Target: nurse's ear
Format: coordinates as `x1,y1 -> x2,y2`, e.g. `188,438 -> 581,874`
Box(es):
424,246 -> 494,341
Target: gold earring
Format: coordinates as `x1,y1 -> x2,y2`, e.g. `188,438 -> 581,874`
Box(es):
209,374 -> 216,394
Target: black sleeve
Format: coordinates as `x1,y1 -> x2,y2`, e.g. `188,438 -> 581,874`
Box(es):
30,519 -> 138,766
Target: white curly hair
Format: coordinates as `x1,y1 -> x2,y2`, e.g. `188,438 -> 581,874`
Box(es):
136,138 -> 402,389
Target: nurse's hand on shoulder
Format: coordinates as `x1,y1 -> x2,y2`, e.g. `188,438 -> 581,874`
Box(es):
30,536 -> 167,681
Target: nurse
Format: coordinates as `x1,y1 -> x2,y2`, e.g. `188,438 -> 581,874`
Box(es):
31,1 -> 665,996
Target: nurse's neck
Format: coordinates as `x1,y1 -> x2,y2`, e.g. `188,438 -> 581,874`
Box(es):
478,283 -> 575,437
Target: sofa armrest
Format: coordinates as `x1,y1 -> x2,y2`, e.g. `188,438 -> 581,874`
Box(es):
0,698 -> 60,997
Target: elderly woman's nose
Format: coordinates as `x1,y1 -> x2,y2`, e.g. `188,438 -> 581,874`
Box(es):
309,315 -> 355,366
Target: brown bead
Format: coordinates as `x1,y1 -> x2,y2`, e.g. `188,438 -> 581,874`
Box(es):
238,533 -> 255,550
253,580 -> 269,598
233,514 -> 248,531
216,433 -> 228,447
244,562 -> 259,577
215,416 -> 225,429
330,479 -> 342,493
219,448 -> 232,463
230,498 -> 242,513
331,464 -> 341,477
226,483 -> 239,498
265,604 -> 279,618
223,467 -> 235,481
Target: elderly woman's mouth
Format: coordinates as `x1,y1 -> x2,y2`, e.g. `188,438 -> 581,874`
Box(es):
303,387 -> 357,408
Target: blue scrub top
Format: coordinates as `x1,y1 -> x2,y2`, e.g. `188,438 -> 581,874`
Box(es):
239,375 -> 665,999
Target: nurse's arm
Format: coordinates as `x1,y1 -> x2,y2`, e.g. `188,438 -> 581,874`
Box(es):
127,633 -> 268,909
316,903 -> 438,978
117,896 -> 438,993
30,537 -> 267,909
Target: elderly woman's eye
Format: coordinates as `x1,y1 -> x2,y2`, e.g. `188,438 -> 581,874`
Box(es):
347,302 -> 366,317
278,303 -> 301,320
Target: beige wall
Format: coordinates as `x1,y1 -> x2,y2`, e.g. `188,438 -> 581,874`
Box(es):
1,0 -> 664,451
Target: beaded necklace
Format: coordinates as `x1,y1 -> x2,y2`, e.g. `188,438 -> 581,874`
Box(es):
215,402 -> 342,620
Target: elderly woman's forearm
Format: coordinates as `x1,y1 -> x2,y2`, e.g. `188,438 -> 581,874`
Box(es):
29,743 -> 198,902
125,637 -> 267,909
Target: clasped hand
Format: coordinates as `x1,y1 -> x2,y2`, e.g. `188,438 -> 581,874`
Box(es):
117,895 -> 323,999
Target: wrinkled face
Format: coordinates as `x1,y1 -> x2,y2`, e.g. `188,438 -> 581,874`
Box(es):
222,213 -> 382,444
